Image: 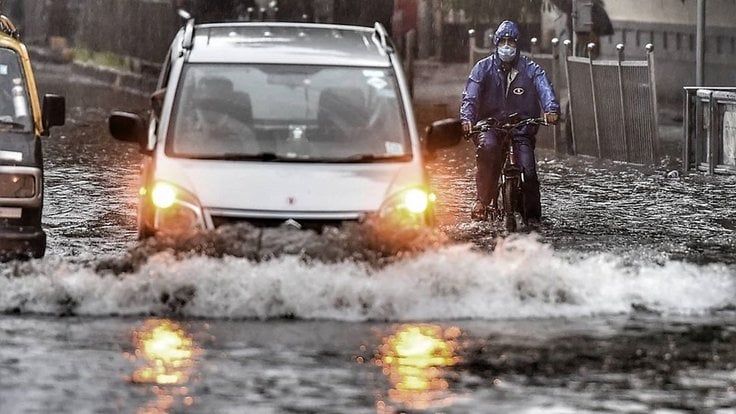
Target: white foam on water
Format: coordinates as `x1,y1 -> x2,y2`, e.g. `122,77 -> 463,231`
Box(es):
1,235 -> 734,320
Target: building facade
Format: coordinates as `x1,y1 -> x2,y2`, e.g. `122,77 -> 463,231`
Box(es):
541,0 -> 736,103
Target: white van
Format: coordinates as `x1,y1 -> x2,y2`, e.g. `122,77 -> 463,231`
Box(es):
109,18 -> 459,237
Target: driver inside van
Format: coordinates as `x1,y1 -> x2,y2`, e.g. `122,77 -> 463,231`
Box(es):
178,76 -> 259,156
0,73 -> 16,123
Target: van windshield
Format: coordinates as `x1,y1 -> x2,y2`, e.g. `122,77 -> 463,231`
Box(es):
0,48 -> 32,132
167,64 -> 412,162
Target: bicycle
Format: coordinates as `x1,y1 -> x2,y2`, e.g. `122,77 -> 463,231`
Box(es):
467,115 -> 548,233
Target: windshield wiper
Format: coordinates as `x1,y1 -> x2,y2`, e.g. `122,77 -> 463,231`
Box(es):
180,153 -> 282,161
322,153 -> 412,163
187,152 -> 312,162
218,152 -> 282,161
184,152 -> 412,163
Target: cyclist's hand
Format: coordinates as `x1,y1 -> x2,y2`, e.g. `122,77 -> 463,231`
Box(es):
461,120 -> 473,138
544,112 -> 559,125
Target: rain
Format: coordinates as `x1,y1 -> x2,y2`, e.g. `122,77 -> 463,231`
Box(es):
1,1 -> 736,413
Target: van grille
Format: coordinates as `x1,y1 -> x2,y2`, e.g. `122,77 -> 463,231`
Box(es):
211,215 -> 352,231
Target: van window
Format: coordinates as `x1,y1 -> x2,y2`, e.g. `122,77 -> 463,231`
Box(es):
166,64 -> 411,162
0,48 -> 31,132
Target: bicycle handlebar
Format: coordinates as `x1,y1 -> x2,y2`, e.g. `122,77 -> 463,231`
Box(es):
470,117 -> 547,134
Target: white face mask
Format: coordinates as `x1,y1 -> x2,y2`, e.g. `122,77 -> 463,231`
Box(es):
498,45 -> 517,62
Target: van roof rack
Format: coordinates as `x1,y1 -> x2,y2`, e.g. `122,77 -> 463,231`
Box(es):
373,22 -> 394,54
0,15 -> 19,39
178,9 -> 195,50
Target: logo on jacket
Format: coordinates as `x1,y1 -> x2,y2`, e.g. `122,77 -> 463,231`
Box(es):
513,87 -> 525,96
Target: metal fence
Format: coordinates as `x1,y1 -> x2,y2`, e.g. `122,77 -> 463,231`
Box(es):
683,87 -> 736,175
564,42 -> 660,164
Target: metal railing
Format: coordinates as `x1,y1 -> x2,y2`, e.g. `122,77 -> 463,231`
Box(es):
683,87 -> 736,175
564,42 -> 660,164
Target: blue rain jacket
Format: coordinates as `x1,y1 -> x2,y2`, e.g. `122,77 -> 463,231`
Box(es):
460,53 -> 560,136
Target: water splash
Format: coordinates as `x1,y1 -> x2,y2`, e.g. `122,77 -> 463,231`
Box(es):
1,235 -> 733,320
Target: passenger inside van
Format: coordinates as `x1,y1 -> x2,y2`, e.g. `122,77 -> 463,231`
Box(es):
311,86 -> 387,157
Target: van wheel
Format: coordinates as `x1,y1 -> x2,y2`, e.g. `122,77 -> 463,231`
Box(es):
138,225 -> 155,240
31,243 -> 46,259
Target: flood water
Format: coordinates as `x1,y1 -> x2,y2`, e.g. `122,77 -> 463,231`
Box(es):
1,63 -> 735,413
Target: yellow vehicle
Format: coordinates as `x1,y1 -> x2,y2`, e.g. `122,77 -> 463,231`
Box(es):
0,15 -> 65,260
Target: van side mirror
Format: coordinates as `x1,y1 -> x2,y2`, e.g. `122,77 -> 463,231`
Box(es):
150,88 -> 166,119
425,118 -> 463,154
109,111 -> 149,153
42,94 -> 65,135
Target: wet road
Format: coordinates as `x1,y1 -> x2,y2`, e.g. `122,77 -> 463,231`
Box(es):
0,63 -> 735,413
33,63 -> 736,265
430,133 -> 736,266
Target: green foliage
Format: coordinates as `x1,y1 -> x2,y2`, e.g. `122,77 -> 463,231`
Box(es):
73,47 -> 131,71
444,0 -> 543,25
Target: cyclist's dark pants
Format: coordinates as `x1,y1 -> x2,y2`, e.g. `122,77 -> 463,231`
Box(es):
475,131 -> 541,219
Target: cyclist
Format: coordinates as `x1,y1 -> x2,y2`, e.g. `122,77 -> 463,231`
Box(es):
460,20 -> 560,227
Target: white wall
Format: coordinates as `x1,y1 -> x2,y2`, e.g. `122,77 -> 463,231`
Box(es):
604,0 -> 736,28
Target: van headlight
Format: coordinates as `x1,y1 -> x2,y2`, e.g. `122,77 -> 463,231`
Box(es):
403,188 -> 431,214
152,182 -> 177,209
378,186 -> 436,226
148,181 -> 205,233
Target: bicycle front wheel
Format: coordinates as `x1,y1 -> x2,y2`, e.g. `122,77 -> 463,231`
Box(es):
503,177 -> 518,232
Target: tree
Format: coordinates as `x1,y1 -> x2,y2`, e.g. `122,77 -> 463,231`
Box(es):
333,0 -> 394,34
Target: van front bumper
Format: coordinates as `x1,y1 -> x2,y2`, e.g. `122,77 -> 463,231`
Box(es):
0,226 -> 46,259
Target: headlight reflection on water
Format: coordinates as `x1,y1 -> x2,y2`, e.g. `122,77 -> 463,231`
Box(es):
375,324 -> 461,412
127,319 -> 200,413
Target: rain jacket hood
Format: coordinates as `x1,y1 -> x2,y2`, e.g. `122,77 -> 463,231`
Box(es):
493,20 -> 521,46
